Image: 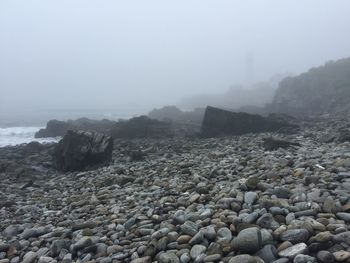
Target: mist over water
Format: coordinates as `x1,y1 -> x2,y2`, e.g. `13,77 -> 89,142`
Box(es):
2,3 -> 350,263
1,0 -> 350,125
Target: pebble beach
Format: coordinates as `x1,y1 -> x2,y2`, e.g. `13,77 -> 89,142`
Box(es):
1,117 -> 350,263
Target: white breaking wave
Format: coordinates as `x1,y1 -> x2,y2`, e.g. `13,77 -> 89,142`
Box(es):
0,127 -> 60,147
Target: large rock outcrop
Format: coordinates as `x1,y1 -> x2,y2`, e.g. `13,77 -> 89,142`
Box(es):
35,120 -> 69,138
35,118 -> 116,138
269,57 -> 350,116
148,106 -> 205,125
110,116 -> 173,139
200,106 -> 296,137
54,130 -> 113,172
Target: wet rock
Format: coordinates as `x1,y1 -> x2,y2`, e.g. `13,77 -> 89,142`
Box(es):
37,257 -> 57,263
51,240 -> 70,257
228,255 -> 265,263
158,252 -> 180,263
54,130 -> 113,171
336,212 -> 350,222
2,225 -> 23,238
21,227 -> 47,239
180,221 -> 198,236
200,106 -> 296,137
280,229 -> 310,244
111,116 -> 173,139
256,213 -> 280,230
246,176 -> 260,190
255,244 -> 278,262
333,231 -> 350,243
35,120 -> 70,138
22,251 -> 37,263
232,227 -> 262,253
244,192 -> 258,205
323,197 -> 341,213
217,227 -> 232,242
188,231 -> 204,245
316,250 -> 335,263
333,251 -> 350,261
271,187 -> 290,199
293,254 -> 316,263
130,257 -> 152,263
278,243 -> 308,259
173,210 -> 187,225
190,245 -> 206,260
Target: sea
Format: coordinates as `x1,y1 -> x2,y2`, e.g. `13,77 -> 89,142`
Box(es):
0,127 -> 60,148
0,106 -> 156,147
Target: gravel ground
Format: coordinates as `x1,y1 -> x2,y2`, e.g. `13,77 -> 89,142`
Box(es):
1,117 -> 350,263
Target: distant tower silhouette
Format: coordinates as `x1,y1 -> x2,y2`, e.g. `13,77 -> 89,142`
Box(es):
245,53 -> 254,85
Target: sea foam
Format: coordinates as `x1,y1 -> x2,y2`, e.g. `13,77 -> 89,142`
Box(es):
0,127 -> 60,147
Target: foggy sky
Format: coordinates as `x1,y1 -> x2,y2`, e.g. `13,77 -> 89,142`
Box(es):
1,0 -> 350,115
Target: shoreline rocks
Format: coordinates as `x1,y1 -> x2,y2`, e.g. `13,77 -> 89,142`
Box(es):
200,106 -> 297,137
1,116 -> 350,262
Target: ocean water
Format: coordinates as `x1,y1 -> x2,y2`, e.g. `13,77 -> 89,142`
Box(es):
0,127 -> 60,147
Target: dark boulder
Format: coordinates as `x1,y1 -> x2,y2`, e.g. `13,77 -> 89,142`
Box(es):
35,120 -> 69,138
110,116 -> 173,139
35,118 -> 116,138
200,106 -> 297,137
148,106 -> 205,125
54,130 -> 113,172
263,137 -> 301,151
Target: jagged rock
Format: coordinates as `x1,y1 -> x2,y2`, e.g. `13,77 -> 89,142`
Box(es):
35,120 -> 69,138
110,116 -> 173,139
35,118 -> 116,138
200,106 -> 296,137
53,130 -> 113,171
148,105 -> 205,125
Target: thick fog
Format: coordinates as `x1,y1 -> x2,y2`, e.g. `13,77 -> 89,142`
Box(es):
1,0 -> 350,123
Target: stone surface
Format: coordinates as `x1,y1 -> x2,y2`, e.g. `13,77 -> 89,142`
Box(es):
228,255 -> 265,263
278,243 -> 308,259
54,130 -> 113,171
2,115 -> 350,263
200,106 -> 296,137
280,229 -> 310,244
232,227 -> 262,253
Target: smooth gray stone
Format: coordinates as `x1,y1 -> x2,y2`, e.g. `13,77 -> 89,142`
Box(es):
317,250 -> 335,263
336,212 -> 350,222
217,227 -> 232,242
280,229 -> 310,244
190,245 -> 206,260
278,243 -> 308,259
255,244 -> 277,262
180,221 -> 198,236
293,254 -> 317,263
228,254 -> 265,263
232,227 -> 262,253
159,252 -> 180,263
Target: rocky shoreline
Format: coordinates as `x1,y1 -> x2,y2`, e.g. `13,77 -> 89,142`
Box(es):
1,117 -> 350,263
